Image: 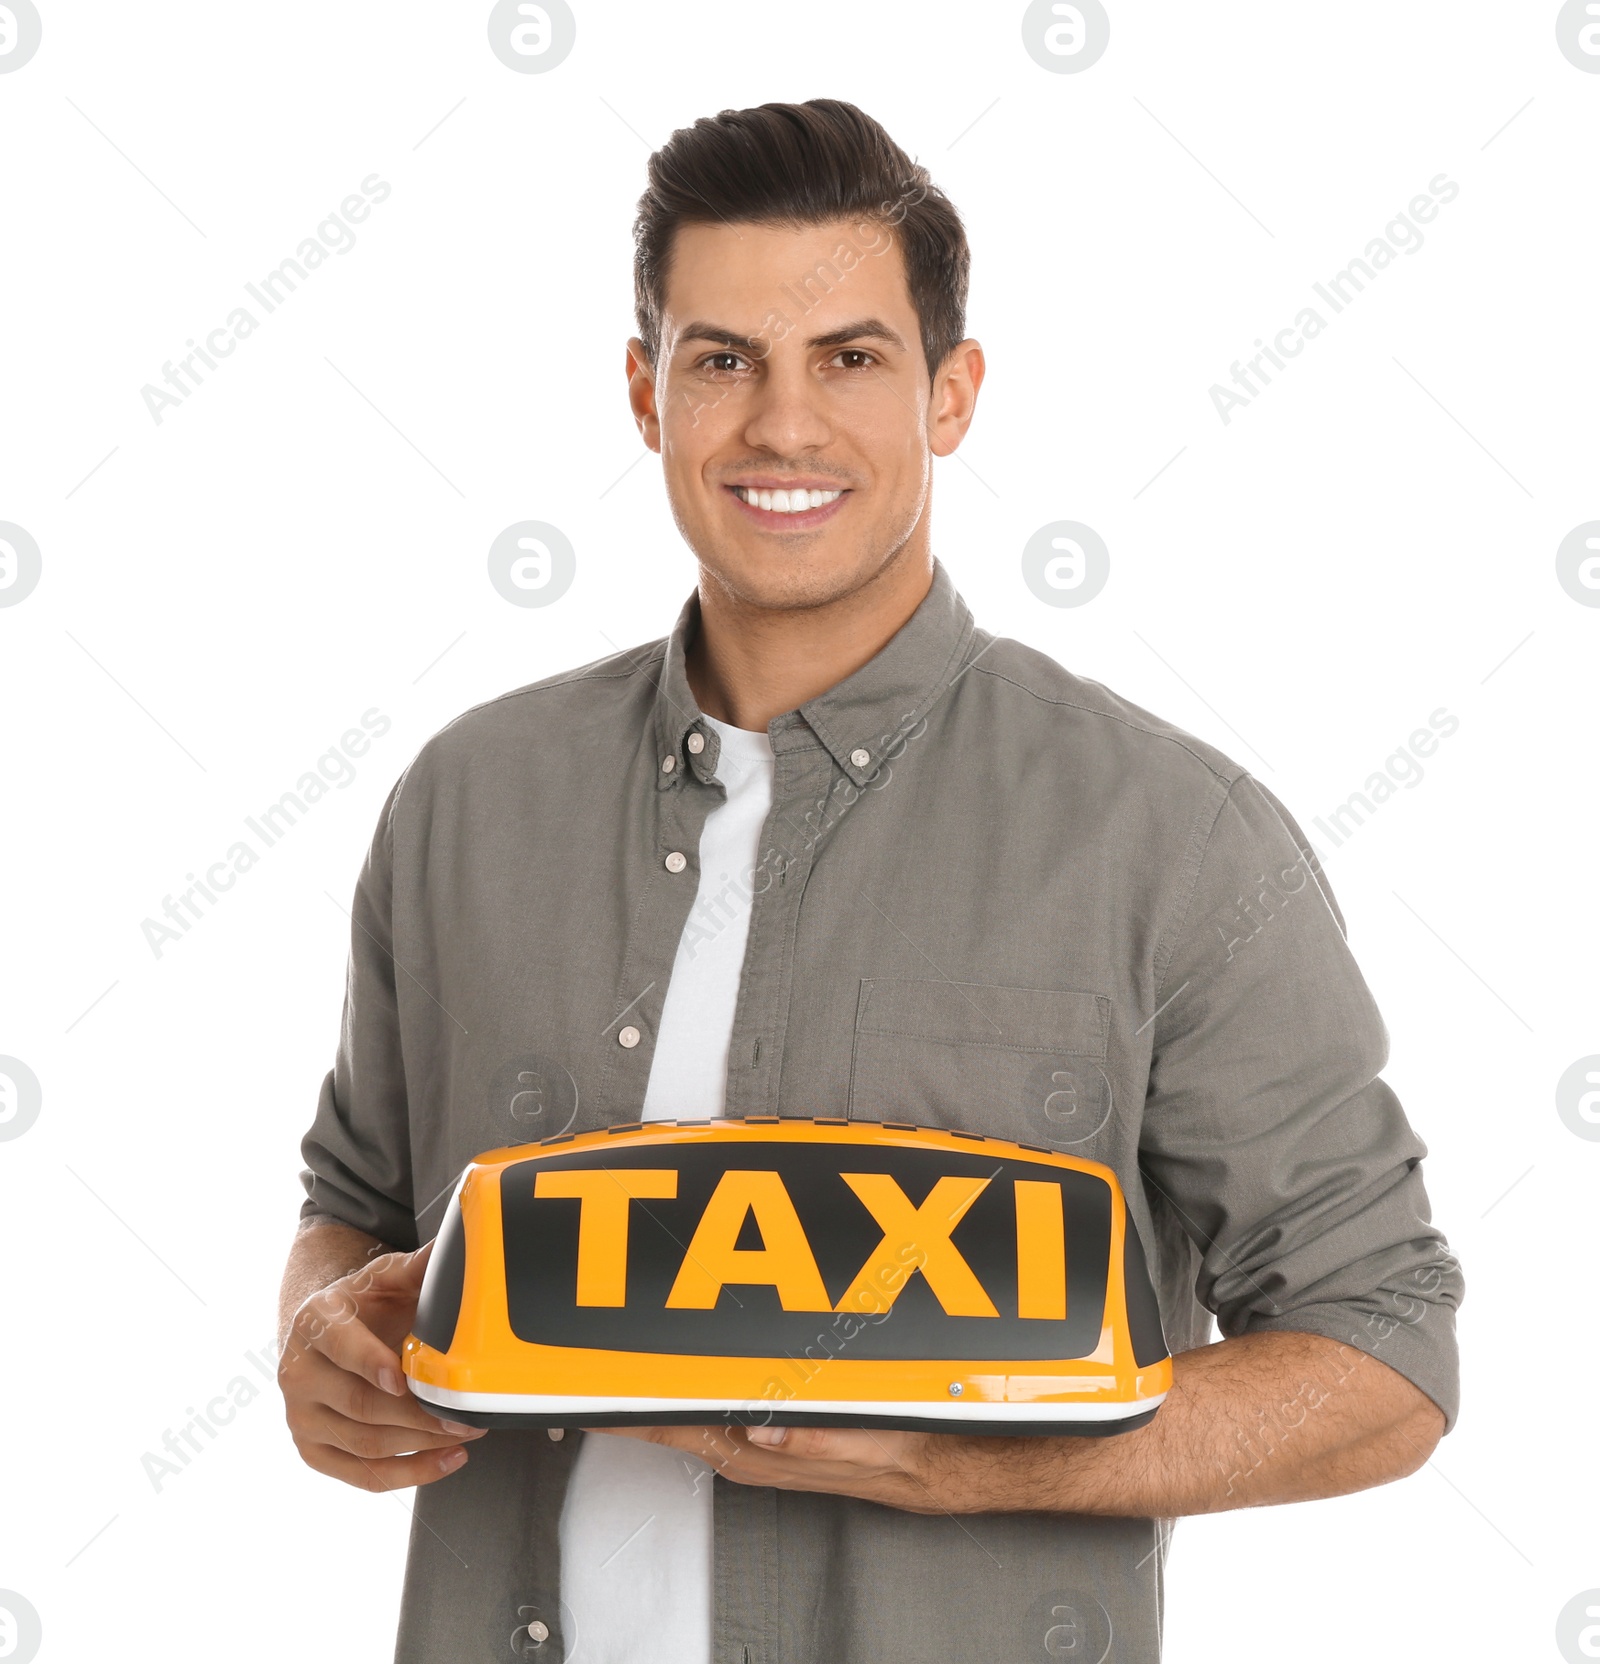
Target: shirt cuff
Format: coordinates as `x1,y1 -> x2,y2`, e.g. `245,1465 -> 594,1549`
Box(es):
1244,1298 -> 1461,1433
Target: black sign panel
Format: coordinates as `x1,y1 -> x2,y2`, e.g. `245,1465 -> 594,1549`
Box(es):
500,1141 -> 1114,1362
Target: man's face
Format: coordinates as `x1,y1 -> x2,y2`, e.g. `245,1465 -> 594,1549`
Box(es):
628,218 -> 980,612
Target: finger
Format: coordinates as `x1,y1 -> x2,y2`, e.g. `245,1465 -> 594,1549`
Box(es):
343,1239 -> 434,1299
318,1356 -> 484,1437
584,1424 -> 729,1459
306,1243 -> 443,1372
298,1439 -> 469,1493
745,1424 -> 881,1460
583,1423 -> 749,1478
590,1426 -> 830,1488
302,1305 -> 412,1397
583,1424 -> 695,1446
286,1244 -> 433,1352
314,1407 -> 487,1461
283,1342 -> 474,1438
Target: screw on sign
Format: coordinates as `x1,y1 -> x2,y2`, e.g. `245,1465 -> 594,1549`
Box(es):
0,2 -> 43,73
1022,0 -> 1111,73
487,0 -> 576,73
1556,0 -> 1600,71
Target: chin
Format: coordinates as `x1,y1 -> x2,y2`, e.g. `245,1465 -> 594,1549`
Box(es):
701,551 -> 874,613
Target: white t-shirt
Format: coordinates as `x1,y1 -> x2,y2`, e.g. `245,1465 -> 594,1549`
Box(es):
558,713 -> 775,1664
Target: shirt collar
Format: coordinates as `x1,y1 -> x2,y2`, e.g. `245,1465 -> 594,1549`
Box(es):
651,560 -> 980,790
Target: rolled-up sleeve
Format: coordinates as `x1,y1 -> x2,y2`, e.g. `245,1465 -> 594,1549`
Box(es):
1142,772 -> 1464,1428
298,771 -> 420,1250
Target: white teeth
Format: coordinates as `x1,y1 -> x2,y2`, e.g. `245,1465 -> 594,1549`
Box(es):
735,487 -> 843,513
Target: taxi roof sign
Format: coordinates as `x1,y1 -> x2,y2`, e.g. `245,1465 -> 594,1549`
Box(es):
404,1117 -> 1170,1435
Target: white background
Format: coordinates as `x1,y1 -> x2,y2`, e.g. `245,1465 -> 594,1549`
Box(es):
1,3 -> 1596,1660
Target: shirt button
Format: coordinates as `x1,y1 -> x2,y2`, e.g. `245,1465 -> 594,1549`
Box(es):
526,1620 -> 550,1643
618,1026 -> 641,1049
686,732 -> 705,754
660,755 -> 676,774
664,851 -> 687,873
850,748 -> 870,768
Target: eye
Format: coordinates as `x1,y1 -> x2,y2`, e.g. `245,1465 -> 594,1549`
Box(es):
829,348 -> 878,371
699,350 -> 750,375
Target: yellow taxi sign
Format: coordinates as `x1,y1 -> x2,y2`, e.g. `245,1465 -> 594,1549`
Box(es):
403,1118 -> 1170,1435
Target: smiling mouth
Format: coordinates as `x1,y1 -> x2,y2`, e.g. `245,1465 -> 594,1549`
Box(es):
725,484 -> 849,526
731,485 -> 844,512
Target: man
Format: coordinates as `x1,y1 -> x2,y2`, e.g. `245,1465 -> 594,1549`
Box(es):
278,99 -> 1462,1663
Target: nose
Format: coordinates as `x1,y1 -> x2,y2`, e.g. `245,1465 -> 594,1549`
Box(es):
739,354 -> 834,458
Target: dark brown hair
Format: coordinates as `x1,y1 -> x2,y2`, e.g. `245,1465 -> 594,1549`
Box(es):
633,99 -> 970,382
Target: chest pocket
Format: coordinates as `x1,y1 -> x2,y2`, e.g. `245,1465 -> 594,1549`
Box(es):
847,978 -> 1113,1148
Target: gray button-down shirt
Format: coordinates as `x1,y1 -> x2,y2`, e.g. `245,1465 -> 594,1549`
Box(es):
300,561 -> 1462,1663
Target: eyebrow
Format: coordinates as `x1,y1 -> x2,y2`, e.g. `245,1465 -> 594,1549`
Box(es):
677,317 -> 908,356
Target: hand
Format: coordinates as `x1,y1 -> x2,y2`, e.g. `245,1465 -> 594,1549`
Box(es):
591,1422 -> 967,1515
589,1332 -> 1450,1520
278,1239 -> 486,1491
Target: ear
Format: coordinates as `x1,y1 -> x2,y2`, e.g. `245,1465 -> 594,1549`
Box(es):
626,336 -> 662,453
928,340 -> 986,458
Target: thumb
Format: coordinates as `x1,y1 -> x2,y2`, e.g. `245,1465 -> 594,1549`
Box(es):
351,1236 -> 434,1297
390,1237 -> 435,1285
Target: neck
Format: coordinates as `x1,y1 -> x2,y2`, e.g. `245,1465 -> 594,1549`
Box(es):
685,547 -> 935,732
